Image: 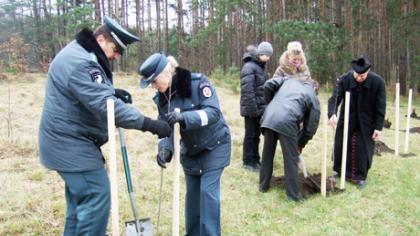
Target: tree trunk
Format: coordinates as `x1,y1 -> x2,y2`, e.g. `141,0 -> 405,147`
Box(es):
147,0 -> 152,31
399,56 -> 407,95
32,0 -> 40,45
156,0 -> 161,51
94,0 -> 101,22
163,0 -> 168,54
177,0 -> 184,61
311,0 -> 318,22
282,0 -> 287,20
108,0 -> 113,17
332,0 -> 342,27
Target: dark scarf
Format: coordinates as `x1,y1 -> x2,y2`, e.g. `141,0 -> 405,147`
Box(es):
159,67 -> 192,107
75,28 -> 113,81
251,57 -> 266,69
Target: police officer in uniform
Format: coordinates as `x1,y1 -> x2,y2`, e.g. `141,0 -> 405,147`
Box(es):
139,53 -> 231,236
38,17 -> 171,235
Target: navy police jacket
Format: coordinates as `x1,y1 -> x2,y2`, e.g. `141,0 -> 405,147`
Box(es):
154,68 -> 231,174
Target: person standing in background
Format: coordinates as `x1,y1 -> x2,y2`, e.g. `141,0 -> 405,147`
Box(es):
240,41 -> 273,172
327,57 -> 386,188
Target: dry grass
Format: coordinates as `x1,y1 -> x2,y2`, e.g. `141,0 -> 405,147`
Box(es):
0,73 -> 419,235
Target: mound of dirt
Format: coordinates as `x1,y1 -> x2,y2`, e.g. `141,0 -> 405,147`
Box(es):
410,127 -> 420,133
383,118 -> 392,129
270,173 -> 340,198
400,153 -> 416,158
374,141 -> 394,156
405,109 -> 420,120
374,140 -> 416,157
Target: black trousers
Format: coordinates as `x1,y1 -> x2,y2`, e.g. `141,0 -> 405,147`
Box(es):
260,129 -> 301,200
242,116 -> 262,166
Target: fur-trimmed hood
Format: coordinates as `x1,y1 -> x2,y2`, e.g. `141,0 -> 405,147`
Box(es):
274,51 -> 310,79
158,67 -> 192,107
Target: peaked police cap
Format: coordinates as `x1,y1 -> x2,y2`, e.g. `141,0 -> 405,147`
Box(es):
138,53 -> 168,88
104,16 -> 139,54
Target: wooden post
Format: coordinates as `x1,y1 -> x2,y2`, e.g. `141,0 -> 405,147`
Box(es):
340,92 -> 350,190
395,83 -> 400,156
404,89 -> 413,154
107,99 -> 119,235
321,104 -> 328,197
172,108 -> 181,236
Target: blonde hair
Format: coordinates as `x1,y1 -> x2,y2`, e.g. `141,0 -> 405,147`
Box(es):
287,41 -> 303,56
159,55 -> 179,78
274,41 -> 309,77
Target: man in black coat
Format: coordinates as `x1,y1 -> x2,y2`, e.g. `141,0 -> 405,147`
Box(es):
240,42 -> 273,171
327,57 -> 386,188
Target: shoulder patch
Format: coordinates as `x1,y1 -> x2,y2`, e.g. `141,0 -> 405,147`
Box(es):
200,82 -> 213,98
89,68 -> 104,84
202,86 -> 212,98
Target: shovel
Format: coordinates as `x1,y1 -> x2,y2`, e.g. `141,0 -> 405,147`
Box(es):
298,154 -> 321,190
118,128 -> 153,236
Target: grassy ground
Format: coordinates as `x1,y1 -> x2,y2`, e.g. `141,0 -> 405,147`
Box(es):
0,73 -> 419,235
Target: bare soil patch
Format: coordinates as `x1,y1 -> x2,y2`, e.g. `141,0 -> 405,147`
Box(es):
374,140 -> 416,157
270,173 -> 340,198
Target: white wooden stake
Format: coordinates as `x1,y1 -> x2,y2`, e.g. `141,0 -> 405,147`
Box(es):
340,92 -> 350,190
107,99 -> 119,236
404,89 -> 413,154
321,104 -> 328,197
172,108 -> 181,236
395,83 -> 400,156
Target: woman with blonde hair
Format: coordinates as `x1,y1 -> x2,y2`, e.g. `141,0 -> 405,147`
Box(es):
274,41 -> 311,81
139,53 -> 231,236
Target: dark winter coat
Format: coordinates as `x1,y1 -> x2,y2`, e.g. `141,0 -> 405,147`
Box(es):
261,77 -> 320,148
327,71 -> 386,169
240,52 -> 268,117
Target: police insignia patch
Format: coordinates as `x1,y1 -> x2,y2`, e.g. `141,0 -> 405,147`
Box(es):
89,69 -> 104,84
202,86 -> 212,98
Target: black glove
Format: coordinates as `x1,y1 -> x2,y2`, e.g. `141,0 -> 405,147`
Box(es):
156,149 -> 173,168
114,88 -> 132,104
167,111 -> 185,127
141,117 -> 171,138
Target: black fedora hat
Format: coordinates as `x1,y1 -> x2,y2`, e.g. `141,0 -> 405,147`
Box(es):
104,16 -> 139,54
351,57 -> 371,74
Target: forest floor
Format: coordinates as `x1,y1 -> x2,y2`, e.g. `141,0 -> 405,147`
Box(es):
0,73 -> 419,235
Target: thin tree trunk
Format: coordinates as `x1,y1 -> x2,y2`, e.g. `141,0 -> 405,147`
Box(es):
311,0 -> 318,22
147,0 -> 152,31
332,0 -> 341,27
282,0 -> 287,20
163,0 -> 168,54
156,0 -> 161,51
94,0 -> 101,22
108,0 -> 112,17
177,0 -> 184,60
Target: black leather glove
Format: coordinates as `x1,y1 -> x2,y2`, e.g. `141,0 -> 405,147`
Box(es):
141,117 -> 171,138
114,88 -> 132,104
167,111 -> 185,127
156,149 -> 173,168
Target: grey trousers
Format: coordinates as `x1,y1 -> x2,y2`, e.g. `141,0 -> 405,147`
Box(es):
260,129 -> 301,201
